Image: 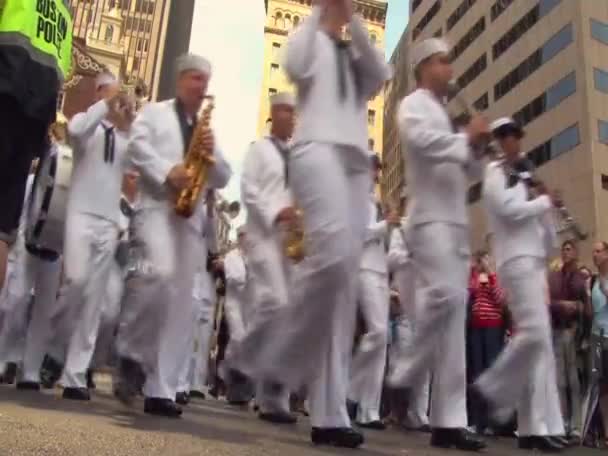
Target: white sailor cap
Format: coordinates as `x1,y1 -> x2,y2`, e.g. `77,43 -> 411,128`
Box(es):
410,38 -> 450,70
95,72 -> 117,90
176,53 -> 212,76
270,92 -> 295,107
491,117 -> 524,138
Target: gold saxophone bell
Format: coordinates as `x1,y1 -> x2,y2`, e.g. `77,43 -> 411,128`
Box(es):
283,208 -> 305,263
175,95 -> 217,218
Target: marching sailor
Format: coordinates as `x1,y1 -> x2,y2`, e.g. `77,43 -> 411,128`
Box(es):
472,117 -> 564,452
59,72 -> 134,401
115,53 -> 231,417
238,91 -> 297,424
236,0 -> 391,448
347,154 -> 397,429
388,37 -> 489,451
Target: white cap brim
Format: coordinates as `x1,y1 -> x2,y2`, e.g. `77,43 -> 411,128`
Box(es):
410,38 -> 450,69
176,53 -> 212,76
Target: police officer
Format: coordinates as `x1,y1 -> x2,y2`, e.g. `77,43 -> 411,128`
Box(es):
0,0 -> 73,289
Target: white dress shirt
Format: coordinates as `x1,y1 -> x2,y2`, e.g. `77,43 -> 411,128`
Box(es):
285,6 -> 392,153
360,194 -> 388,274
387,216 -> 411,272
398,88 -> 481,227
483,160 -> 554,269
67,99 -> 129,223
241,136 -> 292,246
128,99 -> 232,234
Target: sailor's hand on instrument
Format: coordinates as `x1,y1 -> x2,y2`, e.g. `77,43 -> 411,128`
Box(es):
166,164 -> 192,191
201,130 -> 215,154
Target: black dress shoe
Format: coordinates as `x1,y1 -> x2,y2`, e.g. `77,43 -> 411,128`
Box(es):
259,411 -> 298,424
189,390 -> 206,400
144,398 -> 182,418
1,363 -> 17,384
114,357 -> 146,405
63,387 -> 91,401
518,436 -> 563,452
86,370 -> 96,389
311,427 -> 364,448
431,428 -> 486,451
346,400 -> 358,421
16,381 -> 40,391
175,392 -> 189,405
567,435 -> 581,447
357,420 -> 386,430
40,355 -> 63,389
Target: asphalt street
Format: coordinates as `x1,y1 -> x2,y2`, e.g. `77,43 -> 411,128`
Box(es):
0,379 -> 601,455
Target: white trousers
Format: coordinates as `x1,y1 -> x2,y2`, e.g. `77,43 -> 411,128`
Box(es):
475,256 -> 561,436
392,266 -> 430,426
389,223 -> 469,428
187,297 -> 215,392
20,253 -> 62,382
60,212 -> 119,388
236,143 -> 370,428
348,270 -> 389,423
115,207 -> 202,400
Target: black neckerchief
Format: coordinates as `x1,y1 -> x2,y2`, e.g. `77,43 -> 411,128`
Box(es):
101,123 -> 115,164
326,33 -> 352,103
174,98 -> 197,155
268,136 -> 289,187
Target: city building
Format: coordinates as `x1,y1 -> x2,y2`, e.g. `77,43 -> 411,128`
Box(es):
67,0 -> 174,101
258,0 -> 388,157
383,0 -> 608,262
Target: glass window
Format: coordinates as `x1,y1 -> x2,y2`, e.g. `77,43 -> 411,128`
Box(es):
272,42 -> 281,61
413,1 -> 441,40
104,25 -> 113,43
491,0 -> 515,22
368,110 -> 376,126
447,0 -> 476,32
594,68 -> 608,93
541,24 -> 573,63
591,19 -> 608,45
546,71 -> 576,110
551,124 -> 579,158
412,0 -> 423,13
600,120 -> 608,144
539,0 -> 561,17
473,93 -> 489,111
270,63 -> 279,81
269,88 -> 277,96
451,17 -> 485,62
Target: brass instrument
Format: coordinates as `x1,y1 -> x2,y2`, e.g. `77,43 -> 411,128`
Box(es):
175,95 -> 217,218
283,208 -> 305,263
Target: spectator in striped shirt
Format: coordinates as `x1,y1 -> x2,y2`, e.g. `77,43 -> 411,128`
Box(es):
467,250 -> 506,435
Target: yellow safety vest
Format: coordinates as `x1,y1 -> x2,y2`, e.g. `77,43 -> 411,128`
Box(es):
0,0 -> 72,79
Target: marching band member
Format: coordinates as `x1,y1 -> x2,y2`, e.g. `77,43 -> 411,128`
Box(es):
388,37 -> 489,451
236,0 -> 391,448
347,154 -> 397,430
472,118 -> 564,452
238,92 -> 297,424
59,72 -> 134,401
115,53 -> 231,417
222,228 -> 253,405
386,193 -> 430,431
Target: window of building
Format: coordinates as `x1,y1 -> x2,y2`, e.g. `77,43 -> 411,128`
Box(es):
508,71 -> 576,128
493,0 -> 561,61
368,138 -> 375,150
293,16 -> 300,27
137,38 -> 148,53
285,14 -> 292,30
413,1 -> 441,40
270,63 -> 279,81
600,120 -> 608,144
494,24 -> 573,101
434,28 -> 443,37
447,0 -> 476,31
450,53 -> 487,100
594,68 -> 608,93
368,109 -> 376,126
601,174 -> 608,191
551,124 -> 579,158
491,0 -> 515,22
412,0 -> 423,13
370,32 -> 377,44
119,0 -> 130,9
132,56 -> 140,71
473,92 -> 489,111
591,19 -> 608,45
104,25 -> 114,43
275,12 -> 284,28
450,17 -> 485,62
272,42 -> 281,61
269,88 -> 277,96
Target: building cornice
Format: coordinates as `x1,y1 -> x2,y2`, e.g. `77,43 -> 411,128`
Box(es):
266,0 -> 387,25
264,26 -> 288,36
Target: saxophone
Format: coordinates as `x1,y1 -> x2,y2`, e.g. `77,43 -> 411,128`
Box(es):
283,208 -> 305,263
175,96 -> 217,218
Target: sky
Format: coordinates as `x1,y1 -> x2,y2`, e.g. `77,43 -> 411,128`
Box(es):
189,0 -> 409,234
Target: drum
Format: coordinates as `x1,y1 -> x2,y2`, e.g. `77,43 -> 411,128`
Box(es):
25,143 -> 73,254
